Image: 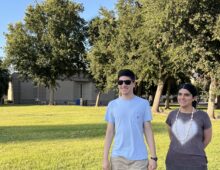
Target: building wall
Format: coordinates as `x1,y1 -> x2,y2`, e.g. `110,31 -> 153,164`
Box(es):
11,74 -> 21,104
51,80 -> 75,103
10,73 -> 116,105
100,90 -> 117,105
20,81 -> 35,104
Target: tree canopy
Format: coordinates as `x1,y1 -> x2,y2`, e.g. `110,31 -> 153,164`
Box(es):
87,0 -> 193,111
164,0 -> 220,118
5,0 -> 87,104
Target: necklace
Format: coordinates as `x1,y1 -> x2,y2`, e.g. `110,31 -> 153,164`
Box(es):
174,108 -> 195,142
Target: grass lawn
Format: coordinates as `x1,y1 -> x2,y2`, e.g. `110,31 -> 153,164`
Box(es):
0,105 -> 219,170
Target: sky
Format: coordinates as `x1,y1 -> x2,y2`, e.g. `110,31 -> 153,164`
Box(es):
0,0 -> 117,58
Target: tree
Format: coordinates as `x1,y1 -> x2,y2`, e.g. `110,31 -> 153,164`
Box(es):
5,0 -> 86,104
87,8 -> 117,106
0,59 -> 10,104
88,0 -> 157,100
214,16 -> 220,110
165,0 -> 220,118
87,0 -> 193,111
140,0 -> 193,113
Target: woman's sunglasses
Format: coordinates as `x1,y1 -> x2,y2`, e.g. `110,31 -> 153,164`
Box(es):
118,80 -> 133,85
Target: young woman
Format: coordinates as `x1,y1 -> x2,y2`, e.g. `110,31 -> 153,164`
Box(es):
165,83 -> 212,170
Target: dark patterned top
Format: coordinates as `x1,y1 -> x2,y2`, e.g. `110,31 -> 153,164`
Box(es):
166,109 -> 212,167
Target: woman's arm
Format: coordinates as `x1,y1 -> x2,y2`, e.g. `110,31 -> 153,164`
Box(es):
167,125 -> 172,140
204,127 -> 212,148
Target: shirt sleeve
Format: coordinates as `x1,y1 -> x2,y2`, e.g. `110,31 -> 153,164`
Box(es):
105,102 -> 115,123
144,100 -> 152,122
166,112 -> 173,127
202,112 -> 212,129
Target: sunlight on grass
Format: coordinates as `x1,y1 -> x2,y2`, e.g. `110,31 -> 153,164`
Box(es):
0,106 -> 219,170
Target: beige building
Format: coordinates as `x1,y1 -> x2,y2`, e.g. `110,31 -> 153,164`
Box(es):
8,73 -> 116,105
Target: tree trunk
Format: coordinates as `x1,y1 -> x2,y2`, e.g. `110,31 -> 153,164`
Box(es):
216,95 -> 220,109
165,79 -> 171,109
49,84 -> 55,105
152,79 -> 164,113
95,91 -> 101,107
207,79 -> 216,119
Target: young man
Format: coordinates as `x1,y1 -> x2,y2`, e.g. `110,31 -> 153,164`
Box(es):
103,69 -> 157,170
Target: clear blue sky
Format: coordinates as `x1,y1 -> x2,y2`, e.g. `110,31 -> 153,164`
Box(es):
0,0 -> 117,58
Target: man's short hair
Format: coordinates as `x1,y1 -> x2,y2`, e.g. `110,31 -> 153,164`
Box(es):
118,69 -> 135,81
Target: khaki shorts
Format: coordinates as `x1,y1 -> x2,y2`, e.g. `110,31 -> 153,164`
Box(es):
110,156 -> 148,170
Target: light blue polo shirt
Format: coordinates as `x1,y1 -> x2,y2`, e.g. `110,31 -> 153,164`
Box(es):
105,95 -> 152,160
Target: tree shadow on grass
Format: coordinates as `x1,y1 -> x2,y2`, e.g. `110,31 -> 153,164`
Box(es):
0,122 -> 167,143
0,123 -> 106,143
0,104 -> 41,107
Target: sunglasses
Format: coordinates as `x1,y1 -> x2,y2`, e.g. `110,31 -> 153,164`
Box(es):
118,80 -> 133,85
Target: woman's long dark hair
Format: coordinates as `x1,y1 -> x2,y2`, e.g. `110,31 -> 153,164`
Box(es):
179,83 -> 198,108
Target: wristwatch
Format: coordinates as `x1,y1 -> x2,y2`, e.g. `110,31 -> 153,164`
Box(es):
150,157 -> 158,161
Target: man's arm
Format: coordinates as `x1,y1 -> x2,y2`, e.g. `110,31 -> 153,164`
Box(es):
103,122 -> 114,170
144,121 -> 157,170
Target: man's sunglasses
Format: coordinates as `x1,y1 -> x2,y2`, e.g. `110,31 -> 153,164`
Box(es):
118,80 -> 133,85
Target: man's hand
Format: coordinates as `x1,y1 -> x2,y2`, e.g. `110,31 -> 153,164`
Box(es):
148,159 -> 157,170
103,159 -> 110,170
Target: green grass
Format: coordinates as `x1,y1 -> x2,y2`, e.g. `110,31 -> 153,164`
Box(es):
0,106 -> 219,170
